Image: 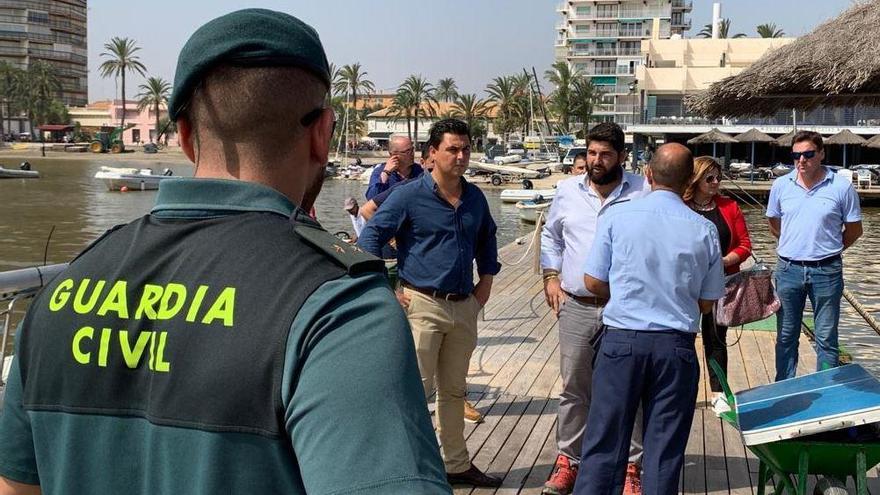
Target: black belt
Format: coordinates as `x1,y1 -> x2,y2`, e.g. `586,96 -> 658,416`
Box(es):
779,254 -> 841,267
402,282 -> 470,301
563,291 -> 608,306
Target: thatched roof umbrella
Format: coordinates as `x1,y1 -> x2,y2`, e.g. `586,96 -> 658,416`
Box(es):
734,128 -> 775,182
686,128 -> 738,157
686,2 -> 880,118
825,129 -> 866,167
774,130 -> 797,147
864,134 -> 880,149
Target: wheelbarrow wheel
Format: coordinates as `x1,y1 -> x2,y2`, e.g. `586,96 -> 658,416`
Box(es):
813,476 -> 848,495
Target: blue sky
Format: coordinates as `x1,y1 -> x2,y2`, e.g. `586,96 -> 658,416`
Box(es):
86,0 -> 854,101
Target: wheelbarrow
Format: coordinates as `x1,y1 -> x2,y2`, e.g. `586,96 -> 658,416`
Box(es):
709,360 -> 880,494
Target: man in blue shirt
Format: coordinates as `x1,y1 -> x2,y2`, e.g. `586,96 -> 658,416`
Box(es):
359,119 -> 502,487
539,123 -> 650,495
767,131 -> 862,381
365,135 -> 424,199
575,143 -> 724,494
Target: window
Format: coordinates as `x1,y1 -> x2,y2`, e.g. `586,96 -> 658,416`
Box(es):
27,11 -> 48,24
131,129 -> 140,143
575,6 -> 590,15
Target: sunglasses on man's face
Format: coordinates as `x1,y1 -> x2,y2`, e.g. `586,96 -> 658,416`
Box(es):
704,174 -> 721,184
790,150 -> 817,161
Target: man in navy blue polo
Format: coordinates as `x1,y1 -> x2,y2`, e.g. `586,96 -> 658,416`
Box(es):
767,130 -> 862,381
365,135 -> 424,200
575,143 -> 724,494
359,119 -> 501,488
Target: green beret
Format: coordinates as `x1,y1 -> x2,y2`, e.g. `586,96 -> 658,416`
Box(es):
168,8 -> 330,120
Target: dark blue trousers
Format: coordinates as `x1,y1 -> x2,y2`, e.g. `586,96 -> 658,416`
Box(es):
574,328 -> 699,495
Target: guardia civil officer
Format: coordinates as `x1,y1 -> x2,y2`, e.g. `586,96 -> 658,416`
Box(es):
575,144 -> 725,494
0,9 -> 450,495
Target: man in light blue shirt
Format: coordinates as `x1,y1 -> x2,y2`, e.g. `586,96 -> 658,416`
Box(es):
539,123 -> 649,495
574,143 -> 724,494
767,130 -> 862,381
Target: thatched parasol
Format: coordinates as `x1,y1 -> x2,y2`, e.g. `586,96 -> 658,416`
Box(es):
774,130 -> 797,147
825,129 -> 866,167
686,1 -> 880,118
864,134 -> 880,149
686,128 -> 738,156
735,128 -> 775,182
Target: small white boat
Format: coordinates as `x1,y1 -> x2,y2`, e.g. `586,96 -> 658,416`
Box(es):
0,163 -> 39,179
469,161 -> 543,179
516,198 -> 553,223
493,154 -> 522,165
94,166 -> 174,191
500,188 -> 556,204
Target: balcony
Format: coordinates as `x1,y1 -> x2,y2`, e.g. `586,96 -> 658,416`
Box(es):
618,8 -> 672,19
569,47 -> 643,58
28,48 -> 87,65
569,11 -> 618,21
556,21 -> 568,31
672,18 -> 692,29
0,46 -> 26,57
556,2 -> 568,12
672,0 -> 693,11
572,28 -> 619,38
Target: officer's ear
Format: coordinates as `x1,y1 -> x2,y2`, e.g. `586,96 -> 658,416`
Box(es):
308,107 -> 334,166
178,117 -> 196,164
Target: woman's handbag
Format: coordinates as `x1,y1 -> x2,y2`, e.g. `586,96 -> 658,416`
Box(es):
714,263 -> 780,327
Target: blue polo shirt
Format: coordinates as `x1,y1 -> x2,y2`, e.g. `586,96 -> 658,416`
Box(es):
766,167 -> 861,261
358,172 -> 501,295
365,163 -> 424,200
583,190 -> 725,333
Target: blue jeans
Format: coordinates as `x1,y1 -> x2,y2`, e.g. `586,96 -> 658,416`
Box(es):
774,258 -> 844,381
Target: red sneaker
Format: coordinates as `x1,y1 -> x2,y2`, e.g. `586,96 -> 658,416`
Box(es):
542,454 -> 578,495
623,462 -> 642,495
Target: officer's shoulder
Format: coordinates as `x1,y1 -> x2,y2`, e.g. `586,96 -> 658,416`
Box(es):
294,219 -> 385,276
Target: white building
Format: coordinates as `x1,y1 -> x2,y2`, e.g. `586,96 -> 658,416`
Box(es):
555,0 -> 692,125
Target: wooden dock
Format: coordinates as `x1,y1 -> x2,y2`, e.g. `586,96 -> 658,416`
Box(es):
441,241 -> 880,494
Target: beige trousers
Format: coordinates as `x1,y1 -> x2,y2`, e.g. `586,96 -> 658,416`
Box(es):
404,288 -> 480,473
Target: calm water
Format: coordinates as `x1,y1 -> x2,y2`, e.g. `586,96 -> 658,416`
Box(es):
2,158 -> 880,370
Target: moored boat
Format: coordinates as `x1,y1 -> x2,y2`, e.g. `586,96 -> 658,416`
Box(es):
515,197 -> 553,223
500,188 -> 556,204
0,162 -> 39,179
94,166 -> 174,191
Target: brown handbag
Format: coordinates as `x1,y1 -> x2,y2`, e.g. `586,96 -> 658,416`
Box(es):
714,265 -> 780,327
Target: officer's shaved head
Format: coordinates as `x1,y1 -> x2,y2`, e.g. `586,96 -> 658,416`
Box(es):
648,143 -> 694,193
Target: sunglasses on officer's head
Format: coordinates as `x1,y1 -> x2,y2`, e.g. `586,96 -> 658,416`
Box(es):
790,150 -> 817,161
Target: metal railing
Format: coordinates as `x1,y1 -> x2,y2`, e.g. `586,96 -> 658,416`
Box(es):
618,8 -> 671,18
672,0 -> 693,10
0,46 -> 27,57
573,28 -> 619,38
27,47 -> 86,64
0,263 -> 68,386
570,47 -> 642,57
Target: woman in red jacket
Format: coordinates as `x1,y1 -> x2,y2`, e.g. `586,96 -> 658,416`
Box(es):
684,156 -> 752,414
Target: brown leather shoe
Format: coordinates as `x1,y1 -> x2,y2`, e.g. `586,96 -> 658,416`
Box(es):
447,463 -> 502,487
464,400 -> 484,424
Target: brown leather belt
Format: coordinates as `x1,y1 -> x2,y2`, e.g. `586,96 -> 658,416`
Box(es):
403,282 -> 470,302
564,291 -> 608,306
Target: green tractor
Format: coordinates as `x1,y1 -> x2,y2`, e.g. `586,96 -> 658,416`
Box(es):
89,124 -> 134,153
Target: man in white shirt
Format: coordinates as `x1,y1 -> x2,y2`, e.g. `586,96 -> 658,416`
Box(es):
343,196 -> 366,239
539,123 -> 650,495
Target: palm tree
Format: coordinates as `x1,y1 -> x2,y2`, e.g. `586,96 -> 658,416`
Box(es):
333,63 -> 374,110
0,61 -> 22,138
544,61 -> 579,134
328,62 -> 343,96
756,23 -> 785,38
395,75 -> 436,144
451,93 -> 489,144
136,76 -> 171,143
436,77 -> 458,103
697,18 -> 746,38
387,91 -> 415,142
570,78 -> 603,137
98,37 -> 147,131
23,61 -> 61,132
486,75 -> 531,139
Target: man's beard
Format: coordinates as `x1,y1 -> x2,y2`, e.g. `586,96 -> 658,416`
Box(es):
300,164 -> 326,213
590,163 -> 623,185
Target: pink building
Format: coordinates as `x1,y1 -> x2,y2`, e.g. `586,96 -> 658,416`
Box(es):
108,100 -> 178,146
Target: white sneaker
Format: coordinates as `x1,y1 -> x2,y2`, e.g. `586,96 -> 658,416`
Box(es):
711,394 -> 731,416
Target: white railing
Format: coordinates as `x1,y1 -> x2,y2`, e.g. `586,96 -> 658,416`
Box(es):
618,8 -> 671,18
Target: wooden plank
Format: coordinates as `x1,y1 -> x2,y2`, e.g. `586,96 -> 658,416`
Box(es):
519,411 -> 561,495
495,399 -> 557,495
682,409 -> 706,494
471,397 -> 541,495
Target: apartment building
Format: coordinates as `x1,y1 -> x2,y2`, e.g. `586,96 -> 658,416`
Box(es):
555,0 -> 692,125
